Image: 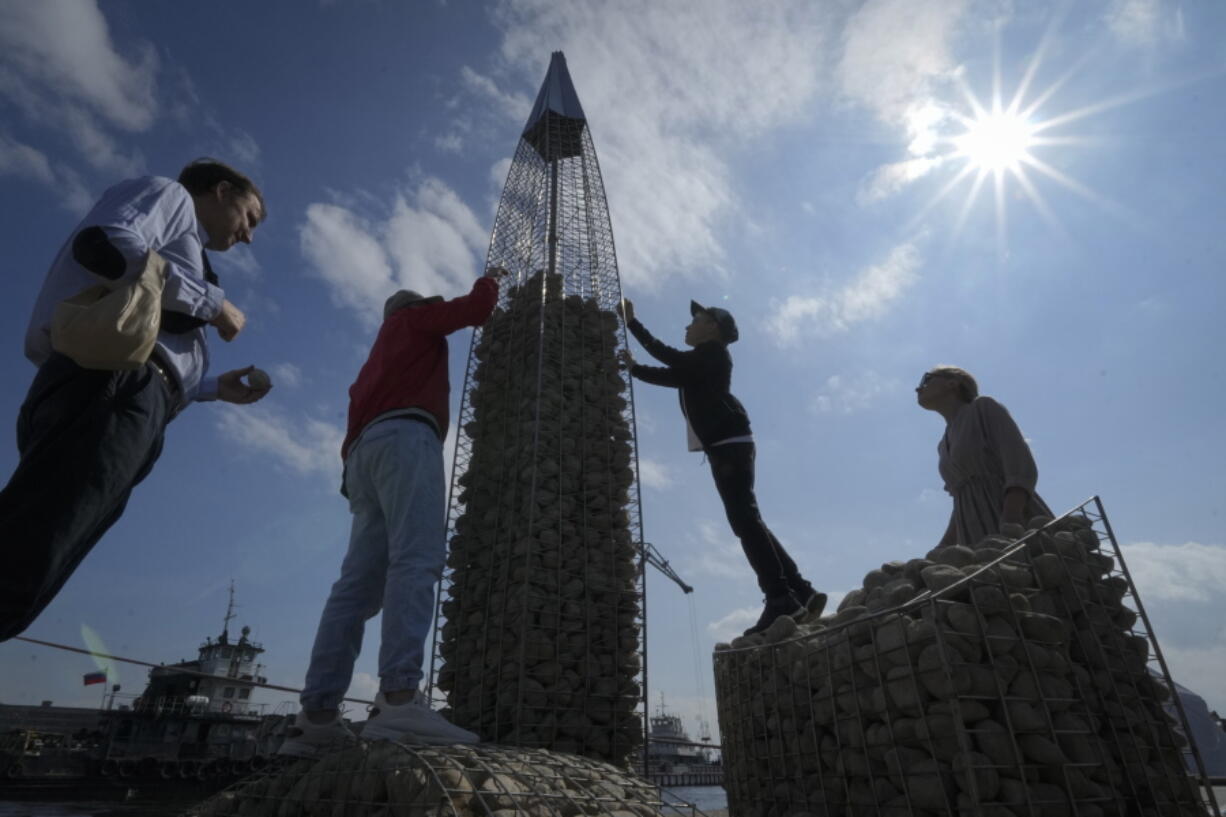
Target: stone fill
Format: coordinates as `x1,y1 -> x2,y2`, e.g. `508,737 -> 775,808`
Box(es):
713,504 -> 1211,817
437,270 -> 643,766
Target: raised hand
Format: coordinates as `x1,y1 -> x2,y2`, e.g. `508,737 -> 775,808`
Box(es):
211,299 -> 246,342
618,298 -> 635,324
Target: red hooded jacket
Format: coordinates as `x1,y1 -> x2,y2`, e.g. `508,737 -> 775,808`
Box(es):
341,276 -> 498,460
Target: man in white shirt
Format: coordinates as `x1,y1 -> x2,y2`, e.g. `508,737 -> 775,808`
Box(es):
0,159 -> 273,641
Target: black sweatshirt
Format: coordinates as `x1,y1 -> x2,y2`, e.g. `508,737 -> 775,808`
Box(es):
627,318 -> 751,449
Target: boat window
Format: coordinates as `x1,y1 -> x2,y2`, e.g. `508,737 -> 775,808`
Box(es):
223,687 -> 236,698
238,688 -> 251,699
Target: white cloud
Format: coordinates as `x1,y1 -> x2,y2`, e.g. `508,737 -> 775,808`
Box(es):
812,371 -> 897,414
836,0 -> 973,203
477,0 -> 836,288
0,131 -> 55,185
269,363 -> 304,389
637,458 -> 673,491
489,158 -> 513,192
858,155 -> 948,205
460,65 -> 531,122
166,68 -> 262,169
0,1 -> 158,131
836,0 -> 968,126
300,204 -> 396,326
1162,634 -> 1226,716
686,521 -> 747,580
300,178 -> 488,327
55,103 -> 144,175
213,403 -> 343,479
435,133 -> 464,154
708,606 -> 760,643
0,2 -> 156,180
709,590 -> 852,642
1105,0 -> 1185,49
1121,541 -> 1226,604
222,128 -> 262,167
0,130 -> 93,212
767,241 -> 922,346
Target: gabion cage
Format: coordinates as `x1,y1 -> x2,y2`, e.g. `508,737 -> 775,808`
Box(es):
430,52 -> 646,768
713,497 -> 1221,817
184,742 -> 674,816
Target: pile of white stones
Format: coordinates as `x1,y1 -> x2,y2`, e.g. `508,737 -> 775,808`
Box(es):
437,271 -> 643,766
185,742 -> 666,817
713,512 -> 1201,817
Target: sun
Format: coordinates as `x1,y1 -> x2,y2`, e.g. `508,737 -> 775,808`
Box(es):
908,31 -> 1152,254
955,109 -> 1036,173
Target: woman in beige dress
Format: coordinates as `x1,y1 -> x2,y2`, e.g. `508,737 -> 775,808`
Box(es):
916,366 -> 1053,547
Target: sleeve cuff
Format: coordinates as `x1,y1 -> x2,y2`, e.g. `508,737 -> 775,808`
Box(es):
195,375 -> 220,402
202,282 -> 225,320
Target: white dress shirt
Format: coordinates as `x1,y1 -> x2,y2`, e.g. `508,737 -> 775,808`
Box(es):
24,176 -> 226,408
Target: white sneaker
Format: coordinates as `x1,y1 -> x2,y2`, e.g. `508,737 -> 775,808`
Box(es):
276,711 -> 357,758
361,691 -> 479,745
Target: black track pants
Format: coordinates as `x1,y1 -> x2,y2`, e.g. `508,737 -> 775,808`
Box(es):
706,442 -> 807,598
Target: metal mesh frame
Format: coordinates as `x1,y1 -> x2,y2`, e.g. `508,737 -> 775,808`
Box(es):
185,742 -> 685,816
713,497 -> 1221,817
428,108 -> 648,768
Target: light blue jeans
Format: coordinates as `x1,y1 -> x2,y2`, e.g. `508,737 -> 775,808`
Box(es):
301,419 -> 445,711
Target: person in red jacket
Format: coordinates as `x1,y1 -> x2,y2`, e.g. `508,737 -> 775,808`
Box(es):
280,267 -> 505,757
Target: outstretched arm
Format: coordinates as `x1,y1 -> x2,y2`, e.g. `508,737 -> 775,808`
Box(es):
401,269 -> 504,335
619,348 -> 681,388
626,317 -> 690,367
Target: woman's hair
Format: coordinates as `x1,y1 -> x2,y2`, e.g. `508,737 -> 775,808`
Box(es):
930,365 -> 979,402
178,158 -> 266,222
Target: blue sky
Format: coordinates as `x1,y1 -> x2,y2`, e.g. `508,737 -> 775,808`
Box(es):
1,0 -> 1223,737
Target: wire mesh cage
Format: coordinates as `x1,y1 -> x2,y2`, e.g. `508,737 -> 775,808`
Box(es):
713,497 -> 1221,817
429,52 -> 647,769
184,741 -> 678,816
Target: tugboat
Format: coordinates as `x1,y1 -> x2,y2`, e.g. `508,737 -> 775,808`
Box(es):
646,695 -> 722,787
0,585 -> 294,790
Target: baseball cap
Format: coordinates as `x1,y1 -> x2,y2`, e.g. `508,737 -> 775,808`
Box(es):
690,300 -> 739,344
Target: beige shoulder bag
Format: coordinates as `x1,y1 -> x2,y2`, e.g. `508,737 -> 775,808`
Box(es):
51,250 -> 165,370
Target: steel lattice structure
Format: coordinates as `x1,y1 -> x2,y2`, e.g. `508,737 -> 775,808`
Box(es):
428,52 -> 647,768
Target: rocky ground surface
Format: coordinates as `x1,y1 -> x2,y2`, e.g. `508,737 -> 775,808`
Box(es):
714,512 -> 1203,817
184,741 -> 669,817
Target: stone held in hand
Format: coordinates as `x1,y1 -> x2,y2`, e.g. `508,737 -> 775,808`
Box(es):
246,367 -> 271,390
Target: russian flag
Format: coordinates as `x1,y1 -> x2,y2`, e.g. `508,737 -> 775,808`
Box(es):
83,671 -> 106,686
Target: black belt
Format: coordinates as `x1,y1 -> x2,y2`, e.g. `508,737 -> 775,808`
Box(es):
147,352 -> 183,412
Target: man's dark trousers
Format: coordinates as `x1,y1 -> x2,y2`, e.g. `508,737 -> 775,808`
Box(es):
706,441 -> 805,598
0,353 -> 172,641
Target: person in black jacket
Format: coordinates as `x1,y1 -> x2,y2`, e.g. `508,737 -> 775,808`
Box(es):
620,299 -> 825,635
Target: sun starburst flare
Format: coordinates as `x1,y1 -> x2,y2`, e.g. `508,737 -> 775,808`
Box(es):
901,24 -> 1174,257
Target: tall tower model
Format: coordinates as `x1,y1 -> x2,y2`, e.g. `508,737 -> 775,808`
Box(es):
432,53 -> 646,767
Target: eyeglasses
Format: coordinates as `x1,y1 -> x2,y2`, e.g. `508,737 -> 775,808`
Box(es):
917,372 -> 947,389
